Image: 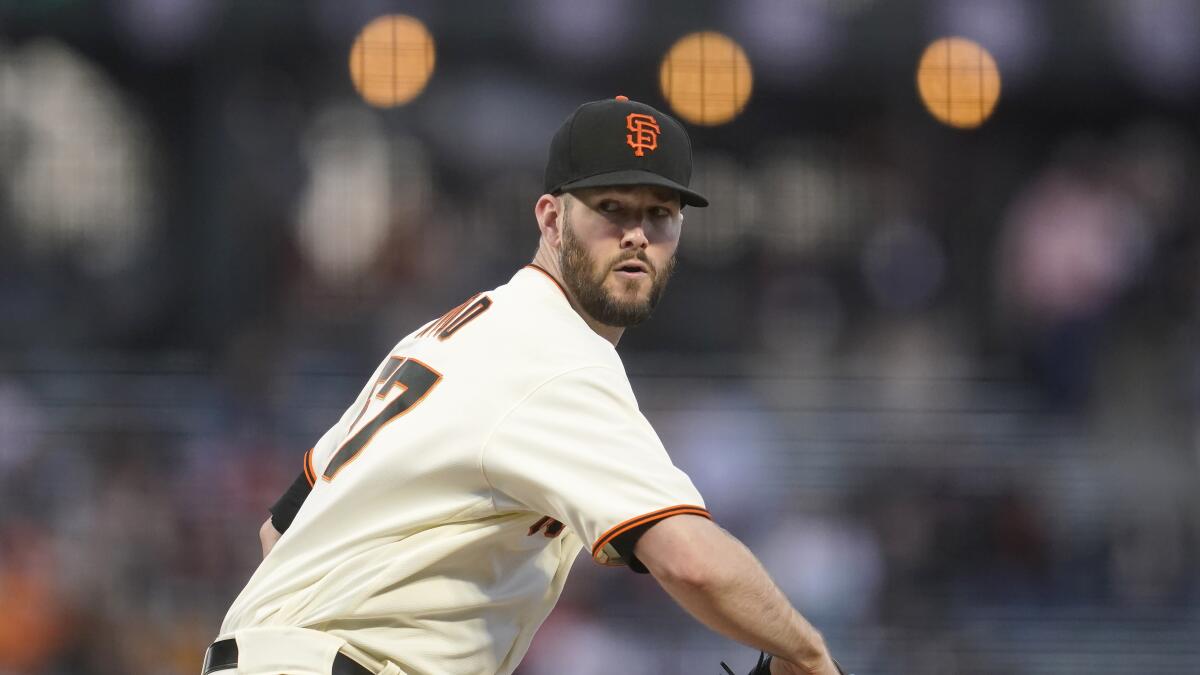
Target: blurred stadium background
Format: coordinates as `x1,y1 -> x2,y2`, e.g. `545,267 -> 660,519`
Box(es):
0,0 -> 1198,673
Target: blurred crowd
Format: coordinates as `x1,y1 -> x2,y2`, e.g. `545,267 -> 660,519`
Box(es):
1,1 -> 1199,674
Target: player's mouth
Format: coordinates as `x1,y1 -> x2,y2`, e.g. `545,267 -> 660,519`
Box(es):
612,260 -> 651,279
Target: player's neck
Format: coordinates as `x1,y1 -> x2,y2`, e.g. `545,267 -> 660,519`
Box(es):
529,252 -> 625,347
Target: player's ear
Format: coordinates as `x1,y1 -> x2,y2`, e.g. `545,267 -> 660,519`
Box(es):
534,193 -> 565,248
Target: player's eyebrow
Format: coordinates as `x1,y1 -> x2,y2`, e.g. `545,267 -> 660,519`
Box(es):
589,186 -> 680,209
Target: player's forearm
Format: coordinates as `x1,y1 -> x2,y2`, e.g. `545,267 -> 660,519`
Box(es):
654,535 -> 828,668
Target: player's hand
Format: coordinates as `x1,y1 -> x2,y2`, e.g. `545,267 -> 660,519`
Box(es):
259,518 -> 282,558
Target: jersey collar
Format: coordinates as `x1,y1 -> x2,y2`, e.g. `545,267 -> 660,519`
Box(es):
522,264 -> 569,301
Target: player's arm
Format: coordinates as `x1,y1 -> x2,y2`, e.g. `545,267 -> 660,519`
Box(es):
635,514 -> 839,675
258,353 -> 399,558
259,517 -> 282,557
260,449 -> 318,558
481,365 -> 837,672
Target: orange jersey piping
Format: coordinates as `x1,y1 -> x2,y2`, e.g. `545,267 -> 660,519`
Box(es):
524,264 -> 569,300
302,448 -> 316,487
591,504 -> 712,563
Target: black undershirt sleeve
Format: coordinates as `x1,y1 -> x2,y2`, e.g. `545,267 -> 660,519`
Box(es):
269,471 -> 313,533
610,523 -> 656,574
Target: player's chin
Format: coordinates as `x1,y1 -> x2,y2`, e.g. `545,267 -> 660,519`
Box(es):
614,292 -> 657,317
602,299 -> 655,327
607,281 -> 653,308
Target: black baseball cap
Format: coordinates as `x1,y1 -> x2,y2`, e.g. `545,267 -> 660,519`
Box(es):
544,96 -> 709,208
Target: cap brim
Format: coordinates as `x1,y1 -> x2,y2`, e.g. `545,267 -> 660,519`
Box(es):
556,170 -> 709,208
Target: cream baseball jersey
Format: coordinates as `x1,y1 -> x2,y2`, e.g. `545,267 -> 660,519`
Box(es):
220,265 -> 710,675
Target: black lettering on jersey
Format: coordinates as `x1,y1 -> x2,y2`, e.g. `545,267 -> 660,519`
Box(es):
323,358 -> 443,480
528,516 -> 565,538
375,357 -> 414,399
416,295 -> 474,338
439,296 -> 491,340
344,356 -> 403,435
416,293 -> 492,341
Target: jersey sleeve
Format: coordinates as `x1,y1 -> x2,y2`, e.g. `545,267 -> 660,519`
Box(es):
482,366 -> 710,570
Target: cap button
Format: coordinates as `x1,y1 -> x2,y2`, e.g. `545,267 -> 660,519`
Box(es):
615,95 -> 629,101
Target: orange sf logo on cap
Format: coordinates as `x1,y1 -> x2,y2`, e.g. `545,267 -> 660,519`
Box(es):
626,113 -> 660,157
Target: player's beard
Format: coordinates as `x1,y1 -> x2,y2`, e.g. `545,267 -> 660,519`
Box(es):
559,217 -> 675,328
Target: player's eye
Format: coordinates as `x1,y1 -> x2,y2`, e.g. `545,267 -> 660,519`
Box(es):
597,200 -> 622,213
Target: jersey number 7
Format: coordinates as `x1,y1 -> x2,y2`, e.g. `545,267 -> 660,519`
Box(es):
323,357 -> 443,480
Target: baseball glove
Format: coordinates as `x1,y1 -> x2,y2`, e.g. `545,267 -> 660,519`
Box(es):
719,652 -> 849,675
720,651 -> 773,675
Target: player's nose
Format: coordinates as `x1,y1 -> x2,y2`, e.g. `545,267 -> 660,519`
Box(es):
620,221 -> 649,250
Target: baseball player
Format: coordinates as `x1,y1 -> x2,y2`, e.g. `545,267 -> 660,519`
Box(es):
205,97 -> 844,675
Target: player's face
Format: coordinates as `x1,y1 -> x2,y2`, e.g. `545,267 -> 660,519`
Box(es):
558,186 -> 681,327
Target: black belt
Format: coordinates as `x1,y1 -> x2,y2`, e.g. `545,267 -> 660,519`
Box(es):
203,638 -> 373,675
